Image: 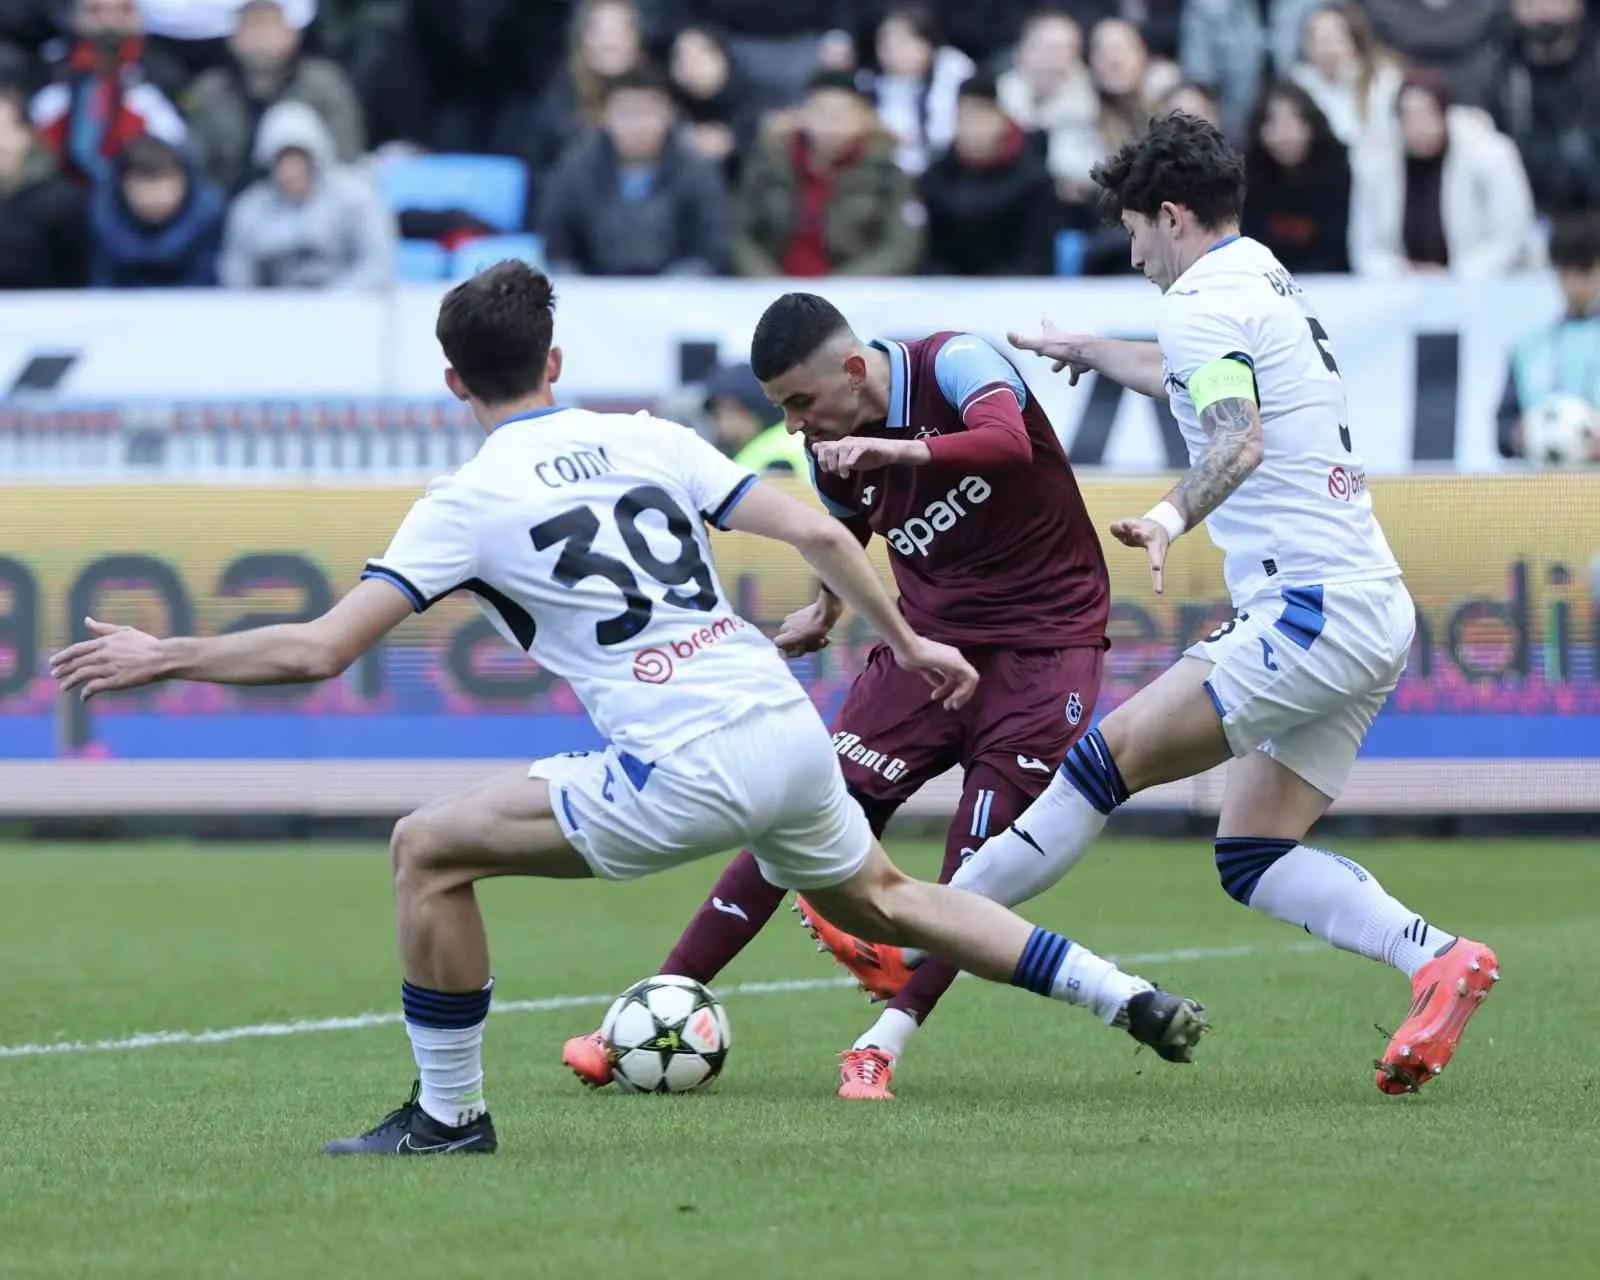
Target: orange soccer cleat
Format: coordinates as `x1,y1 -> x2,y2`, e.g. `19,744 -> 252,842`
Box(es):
794,896 -> 914,1001
1375,938 -> 1500,1095
562,1029 -> 615,1088
837,1048 -> 896,1100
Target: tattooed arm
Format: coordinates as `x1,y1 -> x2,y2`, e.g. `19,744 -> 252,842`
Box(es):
1166,393 -> 1265,528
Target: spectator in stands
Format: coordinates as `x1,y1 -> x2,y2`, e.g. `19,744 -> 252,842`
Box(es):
31,0 -> 187,187
1350,74 -> 1537,279
539,65 -> 728,277
1290,3 -> 1403,151
185,0 -> 365,195
90,132 -> 224,285
995,10 -> 1097,201
1159,81 -> 1224,129
0,1 -> 70,88
138,0 -> 314,81
529,0 -> 643,181
1361,0 -> 1503,108
219,98 -> 394,288
1088,19 -> 1175,160
1180,0 -> 1320,140
1242,80 -> 1350,274
1497,213 -> 1600,458
927,0 -> 1039,69
704,361 -> 808,473
862,4 -> 973,176
1489,0 -> 1600,218
668,25 -> 758,180
730,69 -> 922,277
685,0 -> 856,112
0,85 -> 86,287
919,71 -> 1055,276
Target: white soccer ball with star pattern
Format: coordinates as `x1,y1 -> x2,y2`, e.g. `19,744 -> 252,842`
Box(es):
600,974 -> 731,1093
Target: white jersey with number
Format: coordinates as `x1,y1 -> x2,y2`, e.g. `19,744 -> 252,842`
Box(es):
362,407 -> 807,760
1158,235 -> 1401,607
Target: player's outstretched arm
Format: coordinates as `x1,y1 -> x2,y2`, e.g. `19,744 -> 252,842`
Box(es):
1109,378 -> 1264,594
50,578 -> 413,700
722,481 -> 977,709
1008,320 -> 1168,398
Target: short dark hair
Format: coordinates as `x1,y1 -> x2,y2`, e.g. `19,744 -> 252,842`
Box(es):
958,70 -> 999,104
119,134 -> 184,180
602,62 -> 670,102
1549,213 -> 1600,270
806,68 -> 866,101
749,293 -> 851,382
1090,112 -> 1247,230
436,261 -> 557,404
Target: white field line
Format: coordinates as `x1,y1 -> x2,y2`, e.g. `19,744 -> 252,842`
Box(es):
0,941 -> 1318,1061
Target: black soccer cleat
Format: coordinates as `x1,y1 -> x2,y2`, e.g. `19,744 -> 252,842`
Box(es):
320,1081 -> 498,1156
1117,988 -> 1211,1063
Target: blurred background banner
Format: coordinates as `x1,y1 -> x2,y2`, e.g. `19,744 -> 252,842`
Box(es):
0,275 -> 1564,474
2,474 -> 1594,817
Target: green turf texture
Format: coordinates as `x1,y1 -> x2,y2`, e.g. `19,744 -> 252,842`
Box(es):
0,837 -> 1593,1279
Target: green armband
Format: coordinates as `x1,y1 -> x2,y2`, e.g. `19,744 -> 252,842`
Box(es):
1188,356 -> 1258,414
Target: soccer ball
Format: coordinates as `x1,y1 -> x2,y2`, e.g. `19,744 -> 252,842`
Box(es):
600,974 -> 731,1093
1522,393 -> 1598,468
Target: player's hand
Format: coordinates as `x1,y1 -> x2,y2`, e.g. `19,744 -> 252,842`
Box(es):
893,637 -> 978,711
1108,517 -> 1171,595
812,436 -> 926,477
49,617 -> 169,701
1008,318 -> 1096,384
774,597 -> 840,658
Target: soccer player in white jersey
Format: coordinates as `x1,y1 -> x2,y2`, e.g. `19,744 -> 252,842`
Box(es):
809,115 -> 1499,1095
50,262 -> 1209,1155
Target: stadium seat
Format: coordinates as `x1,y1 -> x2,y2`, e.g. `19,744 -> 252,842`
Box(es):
396,239 -> 450,282
452,234 -> 546,279
377,154 -> 530,233
1055,230 -> 1089,277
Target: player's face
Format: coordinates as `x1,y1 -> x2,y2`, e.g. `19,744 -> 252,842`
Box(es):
762,355 -> 865,444
1121,209 -> 1182,292
1558,263 -> 1600,316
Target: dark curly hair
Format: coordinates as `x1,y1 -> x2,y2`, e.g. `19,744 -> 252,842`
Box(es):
1090,112 -> 1247,230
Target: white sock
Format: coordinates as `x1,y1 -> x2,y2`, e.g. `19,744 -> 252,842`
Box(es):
401,977 -> 493,1127
1052,943 -> 1152,1024
1244,845 -> 1455,978
853,1008 -> 919,1058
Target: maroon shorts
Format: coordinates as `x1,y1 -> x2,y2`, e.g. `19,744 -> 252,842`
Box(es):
830,644 -> 1105,878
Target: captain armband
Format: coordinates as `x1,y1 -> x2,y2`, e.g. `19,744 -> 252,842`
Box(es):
1187,356 -> 1258,415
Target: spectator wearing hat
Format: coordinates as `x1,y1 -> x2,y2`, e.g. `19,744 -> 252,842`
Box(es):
704,362 -> 808,473
539,65 -> 729,277
184,0 -> 365,195
730,69 -> 922,278
90,131 -> 225,285
918,71 -> 1055,276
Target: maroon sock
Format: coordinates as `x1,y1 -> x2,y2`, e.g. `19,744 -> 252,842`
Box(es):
659,849 -> 788,984
882,814 -> 980,1023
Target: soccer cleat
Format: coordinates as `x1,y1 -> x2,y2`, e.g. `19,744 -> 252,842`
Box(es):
1116,988 -> 1210,1063
562,1029 -> 615,1088
1375,938 -> 1499,1095
794,896 -> 915,1000
837,1048 -> 896,1100
321,1081 -> 497,1155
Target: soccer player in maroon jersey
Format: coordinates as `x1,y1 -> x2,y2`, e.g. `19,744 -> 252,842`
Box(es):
561,292 -> 1209,1099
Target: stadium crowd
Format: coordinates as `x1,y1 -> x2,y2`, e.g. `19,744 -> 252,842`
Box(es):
0,0 -> 1593,289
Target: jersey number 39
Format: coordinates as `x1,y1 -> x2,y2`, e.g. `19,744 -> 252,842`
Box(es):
530,485 -> 717,646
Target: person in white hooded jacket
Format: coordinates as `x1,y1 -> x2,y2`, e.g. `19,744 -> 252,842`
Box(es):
219,98 -> 395,289
1349,72 -> 1537,278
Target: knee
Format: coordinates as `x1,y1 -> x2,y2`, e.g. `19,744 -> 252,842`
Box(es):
390,810 -> 443,896
1213,837 -> 1296,905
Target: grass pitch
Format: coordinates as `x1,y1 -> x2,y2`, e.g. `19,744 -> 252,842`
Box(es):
0,837 -> 1594,1279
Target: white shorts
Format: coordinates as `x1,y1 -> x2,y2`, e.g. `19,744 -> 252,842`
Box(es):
529,701 -> 874,890
1184,577 -> 1415,798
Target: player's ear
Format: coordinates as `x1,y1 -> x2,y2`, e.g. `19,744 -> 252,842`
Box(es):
1161,201 -> 1182,232
546,345 -> 563,387
443,367 -> 469,403
843,351 -> 868,387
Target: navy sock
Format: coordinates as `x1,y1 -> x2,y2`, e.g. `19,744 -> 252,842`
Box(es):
1214,837 -> 1297,905
1011,927 -> 1072,996
401,979 -> 493,1030
1058,728 -> 1130,816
